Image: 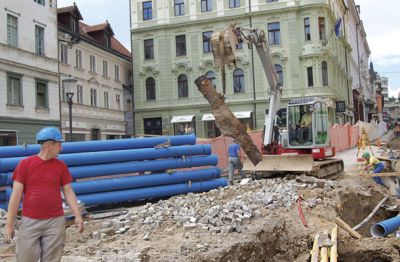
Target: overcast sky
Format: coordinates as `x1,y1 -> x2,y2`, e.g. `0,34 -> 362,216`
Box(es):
58,0 -> 400,97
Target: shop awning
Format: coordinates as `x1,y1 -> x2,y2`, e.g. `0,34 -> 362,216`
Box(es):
170,115 -> 195,123
233,111 -> 252,119
201,111 -> 252,121
202,113 -> 215,121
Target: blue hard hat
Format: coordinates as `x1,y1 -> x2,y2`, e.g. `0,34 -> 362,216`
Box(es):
362,152 -> 370,158
36,127 -> 64,142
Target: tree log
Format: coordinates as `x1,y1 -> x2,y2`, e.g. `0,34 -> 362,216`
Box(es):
194,75 -> 262,165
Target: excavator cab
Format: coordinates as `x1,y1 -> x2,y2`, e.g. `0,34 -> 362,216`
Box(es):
286,98 -> 330,149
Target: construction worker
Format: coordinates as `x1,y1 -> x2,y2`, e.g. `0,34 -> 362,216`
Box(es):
296,105 -> 313,144
362,152 -> 384,186
4,127 -> 84,262
227,141 -> 244,185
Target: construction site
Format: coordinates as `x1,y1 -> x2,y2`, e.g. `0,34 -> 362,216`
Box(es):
1,20 -> 400,262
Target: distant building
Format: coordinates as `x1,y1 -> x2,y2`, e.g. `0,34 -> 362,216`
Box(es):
0,0 -> 59,145
58,4 -> 133,141
130,0 -> 354,137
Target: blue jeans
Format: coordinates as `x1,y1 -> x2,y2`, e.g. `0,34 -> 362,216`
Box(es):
372,162 -> 384,185
228,157 -> 244,183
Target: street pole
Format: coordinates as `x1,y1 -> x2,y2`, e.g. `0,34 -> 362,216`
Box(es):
66,93 -> 74,142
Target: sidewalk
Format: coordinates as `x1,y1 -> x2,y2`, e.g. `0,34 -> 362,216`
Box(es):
336,130 -> 393,173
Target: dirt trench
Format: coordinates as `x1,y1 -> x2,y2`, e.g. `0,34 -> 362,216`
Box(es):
186,178 -> 400,262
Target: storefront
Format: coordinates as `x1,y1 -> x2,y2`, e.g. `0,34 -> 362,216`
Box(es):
170,115 -> 195,135
201,111 -> 253,138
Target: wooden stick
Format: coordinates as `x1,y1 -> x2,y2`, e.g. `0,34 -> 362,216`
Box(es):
320,247 -> 328,262
335,217 -> 361,239
310,234 -> 320,262
330,225 -> 338,262
352,195 -> 389,231
359,172 -> 400,178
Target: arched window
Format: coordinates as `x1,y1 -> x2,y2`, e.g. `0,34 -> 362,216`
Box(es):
206,71 -> 216,89
233,68 -> 245,93
322,61 -> 328,86
178,74 -> 188,98
274,64 -> 283,86
146,77 -> 156,100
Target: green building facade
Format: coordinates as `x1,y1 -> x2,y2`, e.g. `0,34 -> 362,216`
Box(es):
130,0 -> 353,138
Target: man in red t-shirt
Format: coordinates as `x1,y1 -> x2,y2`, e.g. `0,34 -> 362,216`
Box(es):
4,127 -> 84,262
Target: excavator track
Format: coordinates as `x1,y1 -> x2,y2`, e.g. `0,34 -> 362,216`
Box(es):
309,158 -> 344,179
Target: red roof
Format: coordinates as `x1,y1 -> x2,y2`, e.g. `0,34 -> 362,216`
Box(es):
79,22 -> 131,59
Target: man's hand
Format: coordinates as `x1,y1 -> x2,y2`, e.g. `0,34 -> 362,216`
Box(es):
4,223 -> 14,244
75,216 -> 84,233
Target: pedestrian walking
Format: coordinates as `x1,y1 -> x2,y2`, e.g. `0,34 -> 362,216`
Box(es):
4,127 -> 84,262
228,142 -> 244,185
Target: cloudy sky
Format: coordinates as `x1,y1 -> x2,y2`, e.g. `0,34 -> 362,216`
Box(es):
58,0 -> 400,97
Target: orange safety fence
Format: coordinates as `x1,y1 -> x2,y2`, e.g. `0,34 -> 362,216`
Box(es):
196,124 -> 363,169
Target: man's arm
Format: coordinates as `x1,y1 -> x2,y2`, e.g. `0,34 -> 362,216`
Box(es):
62,184 -> 84,233
4,181 -> 24,243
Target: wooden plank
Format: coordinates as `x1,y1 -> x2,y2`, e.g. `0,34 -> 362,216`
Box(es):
310,234 -> 320,262
335,217 -> 361,239
330,225 -> 338,262
359,172 -> 400,178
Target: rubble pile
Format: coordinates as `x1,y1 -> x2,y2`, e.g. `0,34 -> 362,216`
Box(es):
87,177 -> 329,242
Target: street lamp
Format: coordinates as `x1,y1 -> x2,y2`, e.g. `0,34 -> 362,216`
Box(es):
62,76 -> 77,142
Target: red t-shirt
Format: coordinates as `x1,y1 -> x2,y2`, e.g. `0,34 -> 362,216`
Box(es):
12,155 -> 72,219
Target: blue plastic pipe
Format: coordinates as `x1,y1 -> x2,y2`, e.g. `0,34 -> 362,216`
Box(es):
0,154 -> 218,185
76,178 -> 228,206
0,144 -> 211,172
370,215 -> 400,238
0,134 -> 196,158
71,168 -> 221,195
0,168 -> 221,201
0,202 -> 7,210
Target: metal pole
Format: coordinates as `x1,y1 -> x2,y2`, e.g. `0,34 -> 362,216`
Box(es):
68,97 -> 73,142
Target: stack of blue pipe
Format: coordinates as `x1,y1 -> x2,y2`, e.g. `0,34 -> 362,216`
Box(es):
0,134 -> 227,209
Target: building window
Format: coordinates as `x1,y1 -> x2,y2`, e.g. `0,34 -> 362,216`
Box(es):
201,0 -> 212,12
90,55 -> 96,73
104,91 -> 109,108
304,18 -> 311,41
143,1 -> 152,20
322,61 -> 328,86
115,65 -> 120,81
266,0 -> 278,2
60,44 -> 68,64
104,34 -> 110,48
103,60 -> 108,77
35,25 -> 44,55
90,88 -> 97,107
275,64 -> 283,86
206,71 -> 216,89
116,94 -> 121,110
229,0 -> 240,8
175,0 -> 185,16
203,31 -> 213,53
7,73 -> 22,105
7,14 -> 18,48
35,79 -> 48,108
233,68 -> 245,93
176,35 -> 186,56
75,49 -> 82,68
178,74 -> 188,98
307,67 -> 314,87
319,17 -> 325,40
267,22 -> 280,45
71,19 -> 76,32
144,39 -> 154,59
77,85 -> 83,104
34,0 -> 45,5
146,77 -> 156,100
